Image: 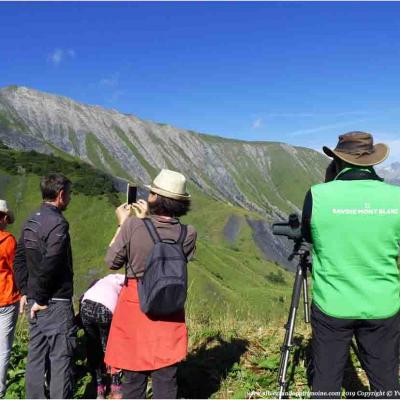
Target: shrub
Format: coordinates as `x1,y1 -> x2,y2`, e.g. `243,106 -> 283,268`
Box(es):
0,147 -> 119,203
265,270 -> 286,285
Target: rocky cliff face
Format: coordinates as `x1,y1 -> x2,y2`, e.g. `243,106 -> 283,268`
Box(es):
0,85 -> 327,218
378,162 -> 400,185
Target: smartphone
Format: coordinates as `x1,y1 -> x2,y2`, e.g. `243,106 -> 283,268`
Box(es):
126,184 -> 137,204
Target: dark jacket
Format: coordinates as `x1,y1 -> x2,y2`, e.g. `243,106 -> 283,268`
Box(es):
14,203 -> 73,305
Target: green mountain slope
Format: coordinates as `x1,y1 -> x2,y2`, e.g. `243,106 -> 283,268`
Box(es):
0,146 -> 294,322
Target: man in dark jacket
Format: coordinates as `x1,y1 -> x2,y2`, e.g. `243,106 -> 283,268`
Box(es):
302,132 -> 400,398
14,173 -> 76,399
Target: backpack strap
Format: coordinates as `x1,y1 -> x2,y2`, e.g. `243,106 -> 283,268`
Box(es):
143,218 -> 161,244
177,224 -> 187,245
143,218 -> 187,245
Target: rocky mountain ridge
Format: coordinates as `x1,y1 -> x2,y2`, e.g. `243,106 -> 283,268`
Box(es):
0,85 -> 327,219
378,162 -> 400,185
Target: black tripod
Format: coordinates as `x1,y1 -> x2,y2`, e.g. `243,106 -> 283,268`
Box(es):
278,241 -> 311,400
272,214 -> 312,399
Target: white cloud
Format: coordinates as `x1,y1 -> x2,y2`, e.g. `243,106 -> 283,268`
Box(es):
49,49 -> 63,65
48,48 -> 76,66
264,110 -> 367,119
287,119 -> 369,137
109,90 -> 124,103
99,73 -> 123,103
99,73 -> 120,88
266,112 -> 315,118
252,118 -> 263,129
333,111 -> 368,117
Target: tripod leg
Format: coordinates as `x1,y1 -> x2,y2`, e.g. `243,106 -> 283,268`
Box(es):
278,264 -> 305,399
303,273 -> 310,324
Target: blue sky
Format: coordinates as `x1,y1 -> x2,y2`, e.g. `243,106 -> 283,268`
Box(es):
1,2 -> 400,163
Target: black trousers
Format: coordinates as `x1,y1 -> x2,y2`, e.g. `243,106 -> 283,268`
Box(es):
311,303 -> 400,399
80,300 -> 113,377
122,364 -> 178,399
26,300 -> 77,399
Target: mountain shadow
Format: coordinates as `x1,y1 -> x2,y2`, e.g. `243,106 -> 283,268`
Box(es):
178,334 -> 249,398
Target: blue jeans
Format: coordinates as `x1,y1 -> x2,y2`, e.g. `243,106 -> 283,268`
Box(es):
0,301 -> 18,395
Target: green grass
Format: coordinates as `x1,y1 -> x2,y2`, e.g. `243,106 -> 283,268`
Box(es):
5,314 -> 369,399
0,164 -> 300,399
45,141 -> 81,163
0,142 -> 294,321
178,184 -> 294,321
68,127 -> 81,156
268,143 -> 328,208
1,170 -> 293,319
177,140 -> 327,214
223,145 -> 291,213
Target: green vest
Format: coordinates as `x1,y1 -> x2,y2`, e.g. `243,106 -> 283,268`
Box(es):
311,170 -> 400,319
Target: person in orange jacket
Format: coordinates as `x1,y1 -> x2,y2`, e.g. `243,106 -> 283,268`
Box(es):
0,200 -> 20,398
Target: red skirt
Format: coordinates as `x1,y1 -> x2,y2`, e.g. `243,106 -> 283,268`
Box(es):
104,279 -> 188,371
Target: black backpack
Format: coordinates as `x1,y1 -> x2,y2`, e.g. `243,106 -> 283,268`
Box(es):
137,218 -> 188,316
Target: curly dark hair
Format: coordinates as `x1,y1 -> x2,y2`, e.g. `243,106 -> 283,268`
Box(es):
148,193 -> 191,218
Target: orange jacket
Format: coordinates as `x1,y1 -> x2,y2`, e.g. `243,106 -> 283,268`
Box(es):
0,231 -> 20,307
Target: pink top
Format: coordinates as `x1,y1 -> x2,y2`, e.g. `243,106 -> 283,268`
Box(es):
82,274 -> 125,313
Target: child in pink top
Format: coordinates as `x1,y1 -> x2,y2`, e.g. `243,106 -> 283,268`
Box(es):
80,274 -> 124,399
82,274 -> 125,313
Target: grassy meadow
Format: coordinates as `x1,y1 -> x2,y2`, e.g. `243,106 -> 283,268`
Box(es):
0,147 -> 367,398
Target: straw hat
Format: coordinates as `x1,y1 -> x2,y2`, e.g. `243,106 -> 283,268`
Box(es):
145,169 -> 191,201
323,131 -> 389,167
0,200 -> 15,224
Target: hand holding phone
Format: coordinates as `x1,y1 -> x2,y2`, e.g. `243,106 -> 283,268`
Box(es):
115,203 -> 131,226
131,199 -> 149,219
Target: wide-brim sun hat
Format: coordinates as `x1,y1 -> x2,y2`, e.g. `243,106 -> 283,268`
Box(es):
323,131 -> 389,167
0,200 -> 14,224
145,169 -> 191,201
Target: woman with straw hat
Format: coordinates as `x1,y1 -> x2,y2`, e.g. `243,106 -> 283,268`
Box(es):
104,170 -> 197,399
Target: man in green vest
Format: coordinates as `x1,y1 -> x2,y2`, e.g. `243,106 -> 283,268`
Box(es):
301,132 -> 400,399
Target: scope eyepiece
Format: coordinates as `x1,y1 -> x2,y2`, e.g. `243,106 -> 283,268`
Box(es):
288,213 -> 300,229
272,213 -> 302,241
